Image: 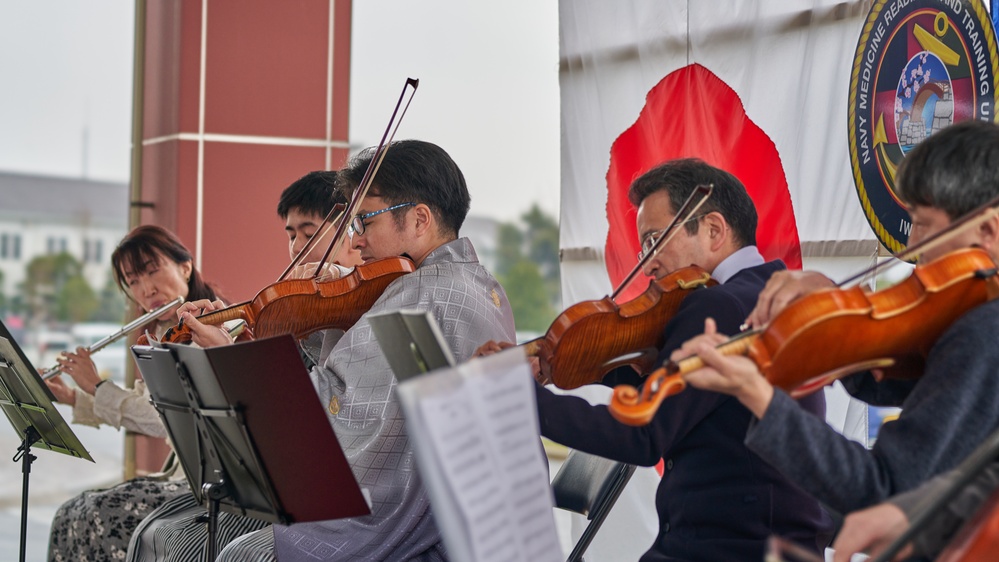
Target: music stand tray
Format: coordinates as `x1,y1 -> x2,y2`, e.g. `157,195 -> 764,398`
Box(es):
132,334 -> 369,528
0,319 -> 92,562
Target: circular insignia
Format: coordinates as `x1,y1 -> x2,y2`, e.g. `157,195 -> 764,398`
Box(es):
848,0 -> 999,253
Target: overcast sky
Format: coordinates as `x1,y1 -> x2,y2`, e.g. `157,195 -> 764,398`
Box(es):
0,0 -> 560,224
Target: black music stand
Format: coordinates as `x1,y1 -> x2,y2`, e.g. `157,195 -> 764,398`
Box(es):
132,334 -> 369,559
0,320 -> 92,562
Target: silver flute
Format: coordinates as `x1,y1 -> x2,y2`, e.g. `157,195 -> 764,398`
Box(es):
42,296 -> 184,380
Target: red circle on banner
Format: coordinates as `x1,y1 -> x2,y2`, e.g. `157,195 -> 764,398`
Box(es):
606,64 -> 801,301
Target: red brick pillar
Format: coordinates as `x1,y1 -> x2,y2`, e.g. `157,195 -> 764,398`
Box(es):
126,0 -> 352,475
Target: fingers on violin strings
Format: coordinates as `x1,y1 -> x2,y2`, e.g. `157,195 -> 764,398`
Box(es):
177,302 -> 201,319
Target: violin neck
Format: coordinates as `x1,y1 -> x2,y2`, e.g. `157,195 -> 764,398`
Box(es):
668,331 -> 757,375
521,337 -> 543,356
198,302 -> 251,326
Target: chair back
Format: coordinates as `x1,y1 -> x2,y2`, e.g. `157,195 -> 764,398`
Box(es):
551,449 -> 636,562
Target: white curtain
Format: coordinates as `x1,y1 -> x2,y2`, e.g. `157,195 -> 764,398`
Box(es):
557,3 -> 875,557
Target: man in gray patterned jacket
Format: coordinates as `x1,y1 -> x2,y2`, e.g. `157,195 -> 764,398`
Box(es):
187,140 -> 516,561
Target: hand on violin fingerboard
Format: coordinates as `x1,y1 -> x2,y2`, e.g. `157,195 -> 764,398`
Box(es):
674,318 -> 775,419
473,340 -> 513,358
178,299 -> 234,348
745,270 -> 835,329
474,340 -> 545,384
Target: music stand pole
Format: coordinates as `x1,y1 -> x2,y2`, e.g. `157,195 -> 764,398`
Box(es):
203,481 -> 229,560
14,425 -> 40,562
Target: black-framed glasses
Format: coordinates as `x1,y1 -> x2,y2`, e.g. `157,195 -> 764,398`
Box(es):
348,202 -> 416,236
637,214 -> 706,262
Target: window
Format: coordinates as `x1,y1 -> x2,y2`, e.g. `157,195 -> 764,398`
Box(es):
46,237 -> 67,254
83,238 -> 103,263
0,233 -> 21,260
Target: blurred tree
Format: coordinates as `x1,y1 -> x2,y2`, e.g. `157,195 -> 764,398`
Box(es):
0,269 -> 6,315
521,204 -> 561,304
500,260 -> 556,332
21,252 -> 98,324
57,275 -> 98,323
92,272 -> 127,323
495,205 -> 561,333
496,223 -> 524,277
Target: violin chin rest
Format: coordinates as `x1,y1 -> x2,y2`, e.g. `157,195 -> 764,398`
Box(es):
787,358 -> 896,399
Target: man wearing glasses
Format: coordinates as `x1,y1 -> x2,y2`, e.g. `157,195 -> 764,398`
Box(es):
484,158 -> 832,560
187,140 -> 516,561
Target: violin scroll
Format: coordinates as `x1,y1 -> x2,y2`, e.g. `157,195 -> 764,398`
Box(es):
609,372 -> 686,426
609,331 -> 757,425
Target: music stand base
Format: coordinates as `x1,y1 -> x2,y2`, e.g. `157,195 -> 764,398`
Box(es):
15,426 -> 40,562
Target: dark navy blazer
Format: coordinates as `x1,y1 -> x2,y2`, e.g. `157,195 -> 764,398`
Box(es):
537,261 -> 833,561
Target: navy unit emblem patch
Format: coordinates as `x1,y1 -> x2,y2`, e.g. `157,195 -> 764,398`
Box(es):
848,0 -> 998,252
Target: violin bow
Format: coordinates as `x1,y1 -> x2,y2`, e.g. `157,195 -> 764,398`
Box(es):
283,202 -> 347,277
837,192 -> 999,288
722,190 -> 999,361
277,77 -> 420,281
610,184 -> 714,301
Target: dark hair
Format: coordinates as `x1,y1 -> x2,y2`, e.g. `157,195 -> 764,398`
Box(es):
895,120 -> 999,219
628,158 -> 758,247
110,225 -> 218,305
277,170 -> 348,219
338,140 -> 470,237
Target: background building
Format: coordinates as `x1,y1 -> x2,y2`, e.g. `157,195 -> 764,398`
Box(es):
0,172 -> 128,312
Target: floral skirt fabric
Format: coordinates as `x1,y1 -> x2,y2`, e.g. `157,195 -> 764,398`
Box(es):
48,478 -> 190,562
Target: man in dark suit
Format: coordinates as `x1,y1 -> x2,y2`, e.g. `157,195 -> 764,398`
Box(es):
482,158 -> 832,560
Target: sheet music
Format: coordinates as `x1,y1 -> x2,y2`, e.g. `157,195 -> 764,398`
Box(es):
398,348 -> 562,562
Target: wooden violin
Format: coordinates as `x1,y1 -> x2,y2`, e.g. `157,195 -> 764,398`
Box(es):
159,257 -> 415,343
522,184 -> 715,389
524,266 -> 715,389
609,246 -> 999,426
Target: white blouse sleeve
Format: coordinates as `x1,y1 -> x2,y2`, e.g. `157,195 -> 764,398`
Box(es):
90,380 -> 168,438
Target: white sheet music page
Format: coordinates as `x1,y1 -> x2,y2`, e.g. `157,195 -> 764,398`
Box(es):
398,347 -> 561,562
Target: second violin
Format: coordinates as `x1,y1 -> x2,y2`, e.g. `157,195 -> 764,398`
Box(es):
609,246 -> 999,426
524,265 -> 714,389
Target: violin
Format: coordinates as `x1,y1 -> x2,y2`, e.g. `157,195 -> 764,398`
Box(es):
608,246 -> 999,426
159,257 -> 415,343
521,185 -> 714,389
157,78 -> 420,345
524,266 -> 715,389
